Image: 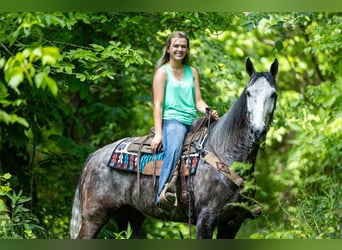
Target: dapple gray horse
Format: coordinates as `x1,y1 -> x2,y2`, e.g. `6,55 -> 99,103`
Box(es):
70,58 -> 278,239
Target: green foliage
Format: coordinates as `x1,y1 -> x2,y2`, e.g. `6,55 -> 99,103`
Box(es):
0,12 -> 341,239
0,46 -> 60,128
282,79 -> 341,239
0,173 -> 47,239
144,218 -> 196,239
101,223 -> 133,239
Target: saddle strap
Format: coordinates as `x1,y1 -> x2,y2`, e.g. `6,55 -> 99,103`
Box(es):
136,134 -> 153,195
180,159 -> 188,203
203,152 -> 244,187
180,158 -> 194,221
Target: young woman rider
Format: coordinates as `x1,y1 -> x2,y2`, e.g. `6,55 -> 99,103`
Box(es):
150,31 -> 219,207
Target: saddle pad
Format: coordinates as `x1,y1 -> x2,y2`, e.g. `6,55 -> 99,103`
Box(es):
106,137 -> 199,176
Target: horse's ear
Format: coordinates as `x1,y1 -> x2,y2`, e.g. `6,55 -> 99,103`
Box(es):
246,57 -> 255,77
270,58 -> 278,76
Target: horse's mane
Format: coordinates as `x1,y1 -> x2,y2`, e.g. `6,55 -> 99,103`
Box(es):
209,88 -> 249,152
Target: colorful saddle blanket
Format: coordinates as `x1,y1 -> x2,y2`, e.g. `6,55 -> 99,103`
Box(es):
107,137 -> 199,176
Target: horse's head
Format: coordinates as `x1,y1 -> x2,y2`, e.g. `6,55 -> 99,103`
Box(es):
245,58 -> 278,144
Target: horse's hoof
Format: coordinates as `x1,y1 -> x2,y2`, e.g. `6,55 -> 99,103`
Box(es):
250,205 -> 262,219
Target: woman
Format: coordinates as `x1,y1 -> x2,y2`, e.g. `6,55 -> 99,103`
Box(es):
150,31 -> 219,207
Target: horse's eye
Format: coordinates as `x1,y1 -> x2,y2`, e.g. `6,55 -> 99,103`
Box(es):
246,90 -> 251,97
271,92 -> 277,99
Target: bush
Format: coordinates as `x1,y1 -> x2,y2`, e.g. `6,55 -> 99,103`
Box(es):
0,173 -> 47,239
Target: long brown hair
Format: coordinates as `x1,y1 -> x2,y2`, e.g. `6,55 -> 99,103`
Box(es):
156,31 -> 190,68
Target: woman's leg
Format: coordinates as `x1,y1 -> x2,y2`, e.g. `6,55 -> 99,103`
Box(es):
156,120 -> 189,204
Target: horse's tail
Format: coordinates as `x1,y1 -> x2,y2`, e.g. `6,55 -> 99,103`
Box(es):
69,154 -> 92,239
69,182 -> 82,239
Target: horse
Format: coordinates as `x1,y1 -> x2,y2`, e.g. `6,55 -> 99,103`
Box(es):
69,58 -> 279,239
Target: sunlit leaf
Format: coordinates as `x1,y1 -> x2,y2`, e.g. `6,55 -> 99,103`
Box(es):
7,69 -> 24,91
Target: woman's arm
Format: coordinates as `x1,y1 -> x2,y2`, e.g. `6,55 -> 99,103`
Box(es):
191,67 -> 219,119
151,67 -> 167,153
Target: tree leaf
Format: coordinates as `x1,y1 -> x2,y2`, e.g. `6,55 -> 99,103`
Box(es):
7,69 -> 24,91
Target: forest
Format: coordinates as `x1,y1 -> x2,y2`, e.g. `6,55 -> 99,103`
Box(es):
0,12 -> 341,239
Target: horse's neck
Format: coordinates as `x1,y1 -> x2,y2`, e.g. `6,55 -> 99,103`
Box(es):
207,125 -> 257,167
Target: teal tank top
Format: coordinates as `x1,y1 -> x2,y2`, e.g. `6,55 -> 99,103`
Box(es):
162,64 -> 198,125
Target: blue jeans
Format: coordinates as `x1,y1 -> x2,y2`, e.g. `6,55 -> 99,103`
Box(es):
156,119 -> 190,204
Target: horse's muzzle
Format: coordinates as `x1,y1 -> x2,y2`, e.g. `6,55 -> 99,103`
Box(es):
250,124 -> 267,144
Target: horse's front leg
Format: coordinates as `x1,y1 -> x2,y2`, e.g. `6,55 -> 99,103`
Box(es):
196,207 -> 216,239
217,219 -> 243,239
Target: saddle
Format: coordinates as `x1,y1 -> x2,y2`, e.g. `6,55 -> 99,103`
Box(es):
127,117 -> 210,155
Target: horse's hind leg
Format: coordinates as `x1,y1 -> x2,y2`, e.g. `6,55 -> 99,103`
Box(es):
77,205 -> 111,239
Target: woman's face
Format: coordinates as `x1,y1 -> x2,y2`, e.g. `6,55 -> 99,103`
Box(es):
167,37 -> 188,61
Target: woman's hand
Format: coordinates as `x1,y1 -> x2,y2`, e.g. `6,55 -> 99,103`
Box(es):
209,109 -> 219,120
150,134 -> 162,154
206,107 -> 219,120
